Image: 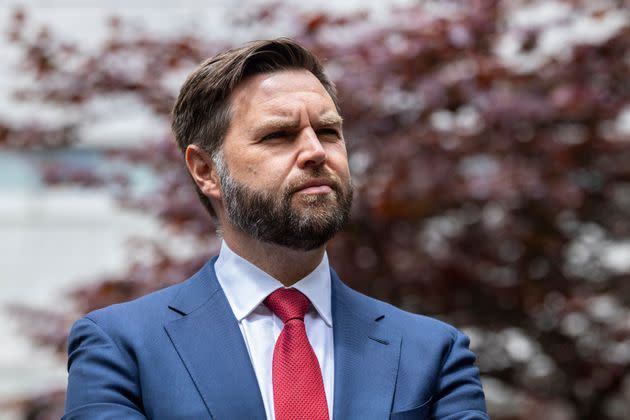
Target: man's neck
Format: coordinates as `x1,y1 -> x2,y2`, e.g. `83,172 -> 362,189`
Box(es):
221,228 -> 326,287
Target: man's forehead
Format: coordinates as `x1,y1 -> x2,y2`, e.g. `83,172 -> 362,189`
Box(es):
230,70 -> 335,110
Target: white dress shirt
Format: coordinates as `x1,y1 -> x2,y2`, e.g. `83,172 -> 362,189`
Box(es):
214,241 -> 335,420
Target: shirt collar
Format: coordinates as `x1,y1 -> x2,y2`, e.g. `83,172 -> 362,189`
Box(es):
214,241 -> 332,327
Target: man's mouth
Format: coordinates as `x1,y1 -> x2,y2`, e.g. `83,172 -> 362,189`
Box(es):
297,185 -> 333,194
292,178 -> 336,195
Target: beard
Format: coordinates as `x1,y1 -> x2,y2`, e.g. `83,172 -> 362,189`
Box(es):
215,157 -> 353,251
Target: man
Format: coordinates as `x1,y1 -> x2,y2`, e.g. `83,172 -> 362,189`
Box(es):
64,38 -> 488,419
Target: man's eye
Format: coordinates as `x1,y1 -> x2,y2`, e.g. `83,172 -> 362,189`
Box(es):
317,128 -> 340,139
261,131 -> 290,141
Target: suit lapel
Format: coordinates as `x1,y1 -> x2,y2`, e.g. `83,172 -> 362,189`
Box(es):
164,259 -> 266,420
331,272 -> 401,420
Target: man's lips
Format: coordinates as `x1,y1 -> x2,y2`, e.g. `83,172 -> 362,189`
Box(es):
298,185 -> 333,194
293,178 -> 336,195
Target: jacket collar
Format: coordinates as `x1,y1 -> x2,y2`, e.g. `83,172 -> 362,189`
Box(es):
165,257 -> 266,419
331,270 -> 401,419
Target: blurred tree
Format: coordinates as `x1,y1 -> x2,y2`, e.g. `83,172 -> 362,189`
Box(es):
3,0 -> 630,419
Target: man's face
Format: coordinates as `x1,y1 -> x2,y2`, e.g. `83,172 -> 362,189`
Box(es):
216,69 -> 353,251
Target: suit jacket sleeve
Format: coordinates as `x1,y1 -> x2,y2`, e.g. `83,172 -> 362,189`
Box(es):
433,330 -> 488,419
63,316 -> 147,419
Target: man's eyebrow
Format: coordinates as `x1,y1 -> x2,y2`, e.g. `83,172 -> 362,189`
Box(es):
250,119 -> 300,135
250,114 -> 342,136
317,114 -> 343,126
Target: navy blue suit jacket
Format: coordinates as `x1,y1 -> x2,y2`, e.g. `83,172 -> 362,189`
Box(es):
64,257 -> 488,419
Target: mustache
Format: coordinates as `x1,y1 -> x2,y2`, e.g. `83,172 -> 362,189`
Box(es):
286,168 -> 343,195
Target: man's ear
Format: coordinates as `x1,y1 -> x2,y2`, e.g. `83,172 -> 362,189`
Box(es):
185,144 -> 221,200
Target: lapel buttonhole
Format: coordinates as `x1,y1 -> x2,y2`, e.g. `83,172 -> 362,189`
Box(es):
368,336 -> 390,345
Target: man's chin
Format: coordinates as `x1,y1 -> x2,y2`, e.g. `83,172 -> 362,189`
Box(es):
292,190 -> 338,206
291,204 -> 341,224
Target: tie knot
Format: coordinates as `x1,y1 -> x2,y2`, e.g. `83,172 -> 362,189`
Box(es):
264,288 -> 310,323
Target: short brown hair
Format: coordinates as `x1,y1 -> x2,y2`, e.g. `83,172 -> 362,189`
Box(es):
171,38 -> 339,218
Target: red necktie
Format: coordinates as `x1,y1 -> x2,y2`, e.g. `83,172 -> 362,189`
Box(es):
264,288 -> 330,420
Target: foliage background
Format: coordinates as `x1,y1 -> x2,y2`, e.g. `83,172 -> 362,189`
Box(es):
2,0 -> 630,419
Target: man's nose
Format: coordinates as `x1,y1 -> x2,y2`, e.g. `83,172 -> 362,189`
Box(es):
296,128 -> 326,169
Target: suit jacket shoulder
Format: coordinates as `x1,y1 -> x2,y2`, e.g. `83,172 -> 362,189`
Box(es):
333,275 -> 462,345
330,273 -> 487,419
63,257 -> 247,420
